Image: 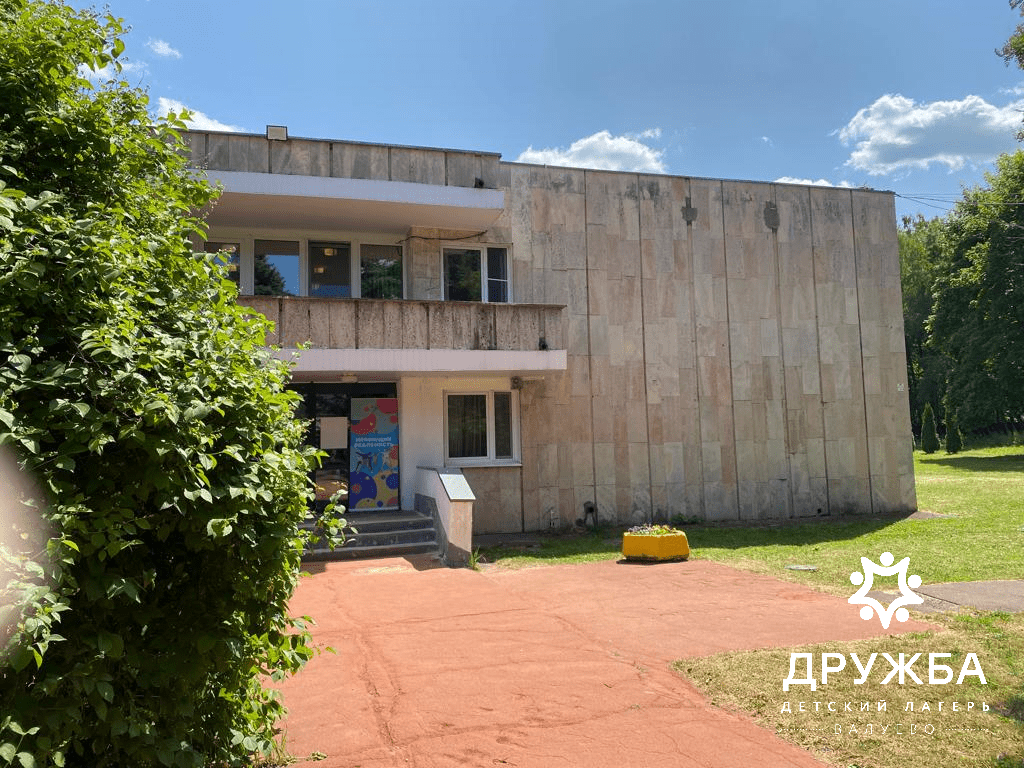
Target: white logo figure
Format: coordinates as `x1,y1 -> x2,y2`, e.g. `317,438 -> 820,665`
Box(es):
849,552 -> 923,629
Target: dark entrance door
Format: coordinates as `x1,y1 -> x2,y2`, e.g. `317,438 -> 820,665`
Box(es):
291,382 -> 398,514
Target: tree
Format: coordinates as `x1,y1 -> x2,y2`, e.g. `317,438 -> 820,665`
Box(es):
898,215 -> 948,437
921,403 -> 940,454
0,3 -> 327,765
945,412 -> 964,454
254,254 -> 288,295
999,0 -> 1024,140
928,152 -> 1024,432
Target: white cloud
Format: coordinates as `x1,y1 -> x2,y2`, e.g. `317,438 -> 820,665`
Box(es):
516,130 -> 666,173
78,60 -> 145,83
775,176 -> 854,188
156,97 -> 244,132
838,93 -> 1023,176
147,39 -> 181,59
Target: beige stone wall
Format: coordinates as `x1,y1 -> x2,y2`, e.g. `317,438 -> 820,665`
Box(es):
461,466 -> 523,534
186,131 -> 503,189
504,166 -> 916,527
184,131 -> 915,529
237,297 -> 564,352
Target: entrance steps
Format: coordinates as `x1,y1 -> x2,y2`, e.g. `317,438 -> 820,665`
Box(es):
303,510 -> 438,560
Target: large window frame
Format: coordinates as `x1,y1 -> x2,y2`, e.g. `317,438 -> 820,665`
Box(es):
203,228 -> 405,299
441,244 -> 511,303
443,389 -> 520,467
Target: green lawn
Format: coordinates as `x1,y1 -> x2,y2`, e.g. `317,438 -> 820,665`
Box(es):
691,446 -> 1024,593
481,446 -> 1024,589
680,611 -> 1024,768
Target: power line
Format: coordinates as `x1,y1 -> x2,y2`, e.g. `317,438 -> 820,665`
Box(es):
897,191 -> 1024,213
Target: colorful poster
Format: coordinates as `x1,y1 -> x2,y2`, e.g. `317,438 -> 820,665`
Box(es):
348,398 -> 400,510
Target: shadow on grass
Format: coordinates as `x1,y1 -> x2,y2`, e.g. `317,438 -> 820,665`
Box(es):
684,514 -> 904,551
481,514 -> 913,564
998,693 -> 1024,724
920,453 -> 1024,473
478,528 -> 622,564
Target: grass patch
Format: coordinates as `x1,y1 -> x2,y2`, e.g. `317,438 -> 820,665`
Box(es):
482,446 -> 1024,589
691,446 -> 1024,594
677,611 -> 1024,767
478,528 -> 624,568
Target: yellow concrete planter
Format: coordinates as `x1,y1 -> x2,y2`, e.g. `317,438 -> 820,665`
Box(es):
622,531 -> 690,561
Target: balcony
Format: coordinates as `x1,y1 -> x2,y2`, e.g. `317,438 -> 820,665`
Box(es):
237,297 -> 567,377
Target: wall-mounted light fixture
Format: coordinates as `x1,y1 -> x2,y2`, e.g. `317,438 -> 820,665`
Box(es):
266,125 -> 288,141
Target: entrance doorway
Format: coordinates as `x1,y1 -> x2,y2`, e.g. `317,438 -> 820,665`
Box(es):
291,382 -> 399,513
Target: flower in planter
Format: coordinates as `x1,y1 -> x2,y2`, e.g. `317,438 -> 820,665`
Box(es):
626,523 -> 683,536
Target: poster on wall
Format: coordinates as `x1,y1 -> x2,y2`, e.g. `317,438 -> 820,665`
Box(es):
348,398 -> 400,510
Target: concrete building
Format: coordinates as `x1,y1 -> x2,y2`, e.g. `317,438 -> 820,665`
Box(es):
184,127 -> 916,563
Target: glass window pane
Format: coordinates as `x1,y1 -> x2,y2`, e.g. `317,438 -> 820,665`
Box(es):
204,242 -> 240,285
444,248 -> 481,301
487,247 -> 509,303
254,239 -> 299,296
361,244 -> 403,299
309,241 -> 351,298
487,248 -> 508,280
447,394 -> 487,458
487,279 -> 508,303
493,392 -> 512,459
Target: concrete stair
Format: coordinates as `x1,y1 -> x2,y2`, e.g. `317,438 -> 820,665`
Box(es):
303,510 -> 438,560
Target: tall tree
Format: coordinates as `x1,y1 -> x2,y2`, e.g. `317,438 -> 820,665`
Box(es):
928,151 -> 1024,432
0,3 -> 329,765
999,0 -> 1024,138
898,215 -> 948,436
921,402 -> 940,454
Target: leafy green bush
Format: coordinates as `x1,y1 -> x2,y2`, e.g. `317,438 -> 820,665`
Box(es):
1,3 -> 325,765
921,403 -> 940,454
945,412 -> 963,454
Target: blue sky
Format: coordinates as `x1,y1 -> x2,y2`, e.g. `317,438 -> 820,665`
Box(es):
80,0 -> 1024,221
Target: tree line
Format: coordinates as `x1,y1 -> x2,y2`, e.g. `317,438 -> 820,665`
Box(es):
900,151 -> 1024,451
899,2 -> 1024,453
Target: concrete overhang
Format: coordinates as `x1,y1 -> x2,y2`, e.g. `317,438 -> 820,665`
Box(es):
201,170 -> 505,233
275,347 -> 567,379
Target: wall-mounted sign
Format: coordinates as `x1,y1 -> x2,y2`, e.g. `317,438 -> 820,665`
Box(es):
319,416 -> 349,450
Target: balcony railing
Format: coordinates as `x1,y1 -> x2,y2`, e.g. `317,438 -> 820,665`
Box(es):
238,297 -> 566,353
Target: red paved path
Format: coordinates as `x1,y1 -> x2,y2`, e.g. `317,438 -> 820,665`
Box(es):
276,556 -> 931,767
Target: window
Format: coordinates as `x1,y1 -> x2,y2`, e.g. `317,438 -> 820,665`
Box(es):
360,244 -> 403,299
309,241 -> 351,297
443,246 -> 510,302
254,239 -> 300,295
208,235 -> 405,298
204,241 -> 240,285
445,391 -> 518,464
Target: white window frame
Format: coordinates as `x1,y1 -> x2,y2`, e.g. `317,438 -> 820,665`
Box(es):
203,227 -> 405,299
441,243 -> 512,303
443,389 -> 521,467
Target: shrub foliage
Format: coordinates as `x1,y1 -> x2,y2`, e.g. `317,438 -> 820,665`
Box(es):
945,413 -> 963,454
921,403 -> 940,454
1,2 -> 320,765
